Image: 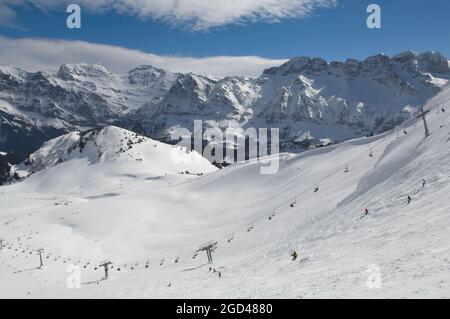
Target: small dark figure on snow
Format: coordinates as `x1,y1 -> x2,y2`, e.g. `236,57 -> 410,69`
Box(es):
209,267 -> 212,272
218,272 -> 222,278
422,179 -> 426,188
364,208 -> 369,216
442,108 -> 446,113
404,130 -> 408,135
291,251 -> 298,261
407,195 -> 412,205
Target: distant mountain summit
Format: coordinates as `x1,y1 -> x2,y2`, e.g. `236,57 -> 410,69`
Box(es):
1,51 -> 449,161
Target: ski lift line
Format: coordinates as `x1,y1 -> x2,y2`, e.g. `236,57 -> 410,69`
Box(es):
346,123 -> 439,210
139,131 -> 424,266
214,130 -> 398,245
180,136 -> 391,256
3,111 -> 438,275
1,131 -> 390,274
109,117 -> 435,263
167,110 -> 417,192
397,101 -> 443,137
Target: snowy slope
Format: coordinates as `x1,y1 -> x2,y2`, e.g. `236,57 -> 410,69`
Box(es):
1,86 -> 450,298
12,126 -> 216,193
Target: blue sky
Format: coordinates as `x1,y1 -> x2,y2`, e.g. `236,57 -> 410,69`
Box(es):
0,0 -> 449,76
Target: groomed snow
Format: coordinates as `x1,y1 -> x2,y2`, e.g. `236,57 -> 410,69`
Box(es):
1,87 -> 450,298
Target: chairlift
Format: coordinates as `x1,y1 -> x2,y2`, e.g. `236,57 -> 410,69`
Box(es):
314,184 -> 319,193
290,199 -> 297,207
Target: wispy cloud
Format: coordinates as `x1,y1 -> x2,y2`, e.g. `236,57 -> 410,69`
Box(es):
0,1 -> 19,27
0,36 -> 287,77
1,0 -> 337,30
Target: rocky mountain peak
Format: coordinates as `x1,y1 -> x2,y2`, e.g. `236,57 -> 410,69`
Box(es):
57,63 -> 109,81
419,51 -> 450,74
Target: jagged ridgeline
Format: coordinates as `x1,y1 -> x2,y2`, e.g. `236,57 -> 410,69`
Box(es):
1,51 -> 449,162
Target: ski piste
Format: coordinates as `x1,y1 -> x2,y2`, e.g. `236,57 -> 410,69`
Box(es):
1,82 -> 450,298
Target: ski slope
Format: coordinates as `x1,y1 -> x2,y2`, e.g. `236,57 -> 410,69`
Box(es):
1,87 -> 450,298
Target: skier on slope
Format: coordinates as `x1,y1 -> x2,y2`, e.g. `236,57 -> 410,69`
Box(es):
363,208 -> 369,216
407,195 -> 412,205
291,251 -> 298,261
422,179 -> 426,188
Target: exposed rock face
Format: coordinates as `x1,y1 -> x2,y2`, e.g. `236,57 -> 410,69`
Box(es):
0,152 -> 12,185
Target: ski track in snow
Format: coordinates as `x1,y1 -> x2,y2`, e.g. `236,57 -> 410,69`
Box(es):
1,89 -> 450,298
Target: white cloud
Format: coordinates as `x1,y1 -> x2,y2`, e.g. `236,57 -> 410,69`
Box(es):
0,36 -> 287,78
2,0 -> 336,30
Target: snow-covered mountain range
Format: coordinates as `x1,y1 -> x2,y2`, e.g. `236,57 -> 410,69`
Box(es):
1,51 -> 449,161
1,81 -> 449,298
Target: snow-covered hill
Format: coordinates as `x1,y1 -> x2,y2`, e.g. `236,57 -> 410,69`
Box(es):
11,126 -> 216,193
1,83 -> 449,298
1,51 -> 449,161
